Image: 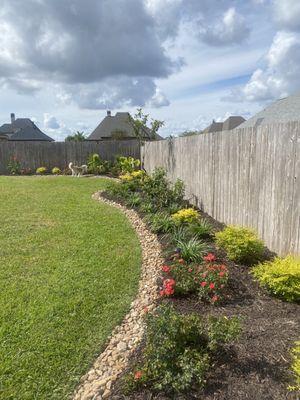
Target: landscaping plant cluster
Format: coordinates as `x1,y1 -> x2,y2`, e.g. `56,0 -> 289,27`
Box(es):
6,154 -> 140,177
105,164 -> 300,396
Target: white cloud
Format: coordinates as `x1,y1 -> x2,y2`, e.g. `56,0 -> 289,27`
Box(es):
273,0 -> 300,31
229,31 -> 300,102
147,88 -> 170,108
199,7 -> 250,46
43,113 -> 60,129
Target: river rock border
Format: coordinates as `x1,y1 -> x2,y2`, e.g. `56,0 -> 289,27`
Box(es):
73,191 -> 163,400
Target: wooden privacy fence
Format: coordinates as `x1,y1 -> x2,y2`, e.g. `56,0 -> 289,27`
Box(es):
0,140 -> 140,174
142,121 -> 300,256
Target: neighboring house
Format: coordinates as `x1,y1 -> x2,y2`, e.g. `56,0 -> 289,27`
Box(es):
0,113 -> 54,141
202,116 -> 246,133
237,92 -> 300,129
87,111 -> 162,141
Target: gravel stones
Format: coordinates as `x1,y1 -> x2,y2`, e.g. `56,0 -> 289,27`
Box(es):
72,191 -> 163,400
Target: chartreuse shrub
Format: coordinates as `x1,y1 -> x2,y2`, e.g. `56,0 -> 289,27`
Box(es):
87,153 -> 111,174
116,156 -> 140,174
289,341 -> 300,391
215,225 -> 264,265
52,167 -> 61,175
252,256 -> 300,302
125,304 -> 241,394
172,208 -> 198,225
36,166 -> 47,174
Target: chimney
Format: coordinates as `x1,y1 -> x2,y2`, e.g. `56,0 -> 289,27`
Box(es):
11,113 -> 15,123
107,110 -> 111,117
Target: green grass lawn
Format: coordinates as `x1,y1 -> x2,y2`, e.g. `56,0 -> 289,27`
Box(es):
0,176 -> 141,400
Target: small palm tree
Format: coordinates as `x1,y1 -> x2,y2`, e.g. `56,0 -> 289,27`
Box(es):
65,131 -> 86,142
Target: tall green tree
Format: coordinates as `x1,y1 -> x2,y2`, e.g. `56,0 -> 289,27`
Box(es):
130,108 -> 164,143
65,131 -> 86,142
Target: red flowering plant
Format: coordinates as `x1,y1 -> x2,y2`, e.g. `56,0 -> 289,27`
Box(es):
160,262 -> 199,296
198,255 -> 228,304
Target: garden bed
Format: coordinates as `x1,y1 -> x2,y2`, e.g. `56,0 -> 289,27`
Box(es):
102,181 -> 299,400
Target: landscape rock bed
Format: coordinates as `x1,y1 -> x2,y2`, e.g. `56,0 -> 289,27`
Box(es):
73,191 -> 163,400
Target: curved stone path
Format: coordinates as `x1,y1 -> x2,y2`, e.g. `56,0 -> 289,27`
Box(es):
73,191 -> 163,400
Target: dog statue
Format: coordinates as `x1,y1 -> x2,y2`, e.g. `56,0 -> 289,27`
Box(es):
69,162 -> 88,177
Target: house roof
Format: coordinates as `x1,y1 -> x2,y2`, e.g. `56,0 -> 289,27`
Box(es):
238,92 -> 300,129
88,112 -> 162,140
0,118 -> 54,141
202,116 -> 245,133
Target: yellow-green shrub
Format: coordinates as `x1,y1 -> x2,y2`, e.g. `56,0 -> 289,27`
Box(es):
252,256 -> 300,302
289,341 -> 300,391
36,167 -> 47,175
52,167 -> 61,175
171,208 -> 198,225
215,225 -> 264,265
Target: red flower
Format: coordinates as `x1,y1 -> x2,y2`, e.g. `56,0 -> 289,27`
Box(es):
200,281 -> 207,287
188,268 -> 193,273
164,278 -> 175,288
204,253 -> 216,262
134,371 -> 143,380
219,271 -> 225,277
209,283 -> 215,289
212,295 -> 219,303
164,287 -> 174,296
160,290 -> 165,296
143,306 -> 149,313
162,265 -> 171,273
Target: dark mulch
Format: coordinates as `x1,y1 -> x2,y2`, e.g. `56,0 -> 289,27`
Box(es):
103,191 -> 300,400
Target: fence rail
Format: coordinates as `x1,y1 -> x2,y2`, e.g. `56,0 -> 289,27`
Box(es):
0,140 -> 140,174
142,122 -> 300,256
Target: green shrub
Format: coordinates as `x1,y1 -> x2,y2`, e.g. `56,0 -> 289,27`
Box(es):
142,168 -> 185,211
289,341 -> 300,391
252,256 -> 300,302
175,237 -> 209,263
36,167 -> 47,175
125,192 -> 142,208
7,156 -> 21,175
188,219 -> 213,239
87,153 -> 111,174
52,167 -> 61,175
171,208 -> 199,225
115,156 -> 140,174
215,225 -> 264,265
145,212 -> 175,234
125,304 -> 241,394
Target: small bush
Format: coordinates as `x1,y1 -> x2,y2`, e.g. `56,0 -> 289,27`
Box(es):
188,219 -> 213,239
87,153 -> 111,174
215,225 -> 264,265
36,167 -> 47,175
142,168 -> 185,211
172,208 -> 199,225
145,213 -> 174,234
252,256 -> 300,302
7,156 -> 21,175
52,167 -> 61,175
289,341 -> 300,391
125,304 -> 241,394
175,237 -> 209,263
198,260 -> 229,304
116,156 -> 140,174
125,193 -> 142,208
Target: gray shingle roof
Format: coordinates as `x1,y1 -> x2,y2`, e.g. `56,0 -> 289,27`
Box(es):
88,112 -> 162,141
202,116 -> 245,133
238,92 -> 300,129
0,118 -> 54,141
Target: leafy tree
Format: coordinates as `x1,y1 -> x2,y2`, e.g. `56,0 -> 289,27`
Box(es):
130,108 -> 164,143
65,131 -> 86,142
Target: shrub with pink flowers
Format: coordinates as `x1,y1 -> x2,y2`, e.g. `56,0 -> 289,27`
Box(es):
160,253 -> 228,303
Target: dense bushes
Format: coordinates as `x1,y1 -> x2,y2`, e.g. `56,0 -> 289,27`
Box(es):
125,304 -> 240,394
290,341 -> 300,391
252,256 -> 300,302
215,225 -> 265,265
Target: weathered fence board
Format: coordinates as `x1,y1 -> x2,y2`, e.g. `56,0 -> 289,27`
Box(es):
0,140 -> 140,174
142,122 -> 300,256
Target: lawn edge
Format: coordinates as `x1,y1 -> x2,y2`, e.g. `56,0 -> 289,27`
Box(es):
73,191 -> 163,400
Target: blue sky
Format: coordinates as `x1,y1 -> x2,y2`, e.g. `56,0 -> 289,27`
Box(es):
0,0 -> 300,139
